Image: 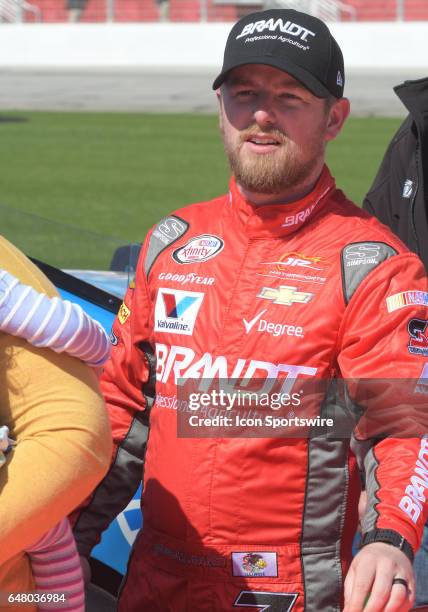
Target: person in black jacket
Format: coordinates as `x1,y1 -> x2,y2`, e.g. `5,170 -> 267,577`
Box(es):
363,76 -> 428,608
363,77 -> 428,270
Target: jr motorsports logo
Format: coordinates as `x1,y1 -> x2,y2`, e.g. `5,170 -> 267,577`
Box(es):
155,288 -> 204,335
172,235 -> 224,264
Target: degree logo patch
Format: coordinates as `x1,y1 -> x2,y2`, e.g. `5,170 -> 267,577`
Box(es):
118,302 -> 131,325
155,288 -> 204,335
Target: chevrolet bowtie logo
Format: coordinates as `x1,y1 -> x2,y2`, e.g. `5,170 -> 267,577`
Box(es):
257,285 -> 314,306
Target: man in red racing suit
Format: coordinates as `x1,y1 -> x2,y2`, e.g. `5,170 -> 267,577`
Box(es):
73,8 -> 428,612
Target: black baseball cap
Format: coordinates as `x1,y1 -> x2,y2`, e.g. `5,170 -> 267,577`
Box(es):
212,8 -> 344,98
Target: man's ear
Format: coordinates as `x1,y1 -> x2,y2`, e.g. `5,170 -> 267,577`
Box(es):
325,97 -> 350,142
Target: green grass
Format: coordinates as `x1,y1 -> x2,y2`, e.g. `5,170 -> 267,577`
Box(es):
0,111 -> 402,268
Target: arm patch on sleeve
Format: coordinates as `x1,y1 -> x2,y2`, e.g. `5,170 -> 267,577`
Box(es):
145,215 -> 189,278
341,242 -> 397,304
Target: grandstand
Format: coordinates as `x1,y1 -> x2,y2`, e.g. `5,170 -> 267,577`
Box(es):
2,0 -> 428,23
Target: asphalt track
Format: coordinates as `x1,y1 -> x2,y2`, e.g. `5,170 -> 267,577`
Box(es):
0,67 -> 425,115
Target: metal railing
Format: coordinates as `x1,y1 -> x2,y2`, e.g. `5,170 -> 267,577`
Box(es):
0,0 -> 426,24
0,0 -> 41,21
265,0 -> 356,21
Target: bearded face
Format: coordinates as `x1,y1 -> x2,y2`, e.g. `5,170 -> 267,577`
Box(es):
222,121 -> 328,195
217,65 -> 339,199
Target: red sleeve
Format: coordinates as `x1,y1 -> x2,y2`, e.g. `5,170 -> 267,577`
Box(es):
338,252 -> 428,553
72,237 -> 154,557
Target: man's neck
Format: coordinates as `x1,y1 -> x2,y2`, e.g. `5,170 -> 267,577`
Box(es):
237,165 -> 324,207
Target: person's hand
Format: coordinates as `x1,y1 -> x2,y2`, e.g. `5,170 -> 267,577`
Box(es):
344,542 -> 414,612
79,555 -> 92,584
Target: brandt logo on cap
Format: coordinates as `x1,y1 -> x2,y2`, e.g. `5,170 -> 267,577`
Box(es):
337,71 -> 343,87
236,18 -> 316,43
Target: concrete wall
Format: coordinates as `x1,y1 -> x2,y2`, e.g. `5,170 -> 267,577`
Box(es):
0,22 -> 427,69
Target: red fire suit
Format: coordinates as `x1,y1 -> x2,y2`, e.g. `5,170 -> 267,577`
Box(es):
73,166 -> 428,611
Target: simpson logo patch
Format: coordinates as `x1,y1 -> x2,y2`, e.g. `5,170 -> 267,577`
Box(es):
172,235 -> 224,264
344,243 -> 381,267
118,302 -> 131,325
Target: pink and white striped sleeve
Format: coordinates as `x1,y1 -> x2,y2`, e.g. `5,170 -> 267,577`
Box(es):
26,518 -> 84,611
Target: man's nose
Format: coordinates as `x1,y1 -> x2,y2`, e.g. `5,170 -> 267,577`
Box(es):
253,107 -> 276,130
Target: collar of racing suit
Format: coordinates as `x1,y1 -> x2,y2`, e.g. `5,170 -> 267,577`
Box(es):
227,164 -> 336,239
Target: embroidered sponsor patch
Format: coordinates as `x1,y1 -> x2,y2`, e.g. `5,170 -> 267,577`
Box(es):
154,543 -> 226,567
153,216 -> 189,246
118,302 -> 131,325
398,436 -> 428,524
344,243 -> 381,267
387,291 -> 428,313
256,252 -> 327,286
243,310 -> 304,338
158,271 -> 215,286
408,319 -> 428,357
232,552 -> 278,577
172,235 -> 224,264
258,285 -> 313,306
154,288 -> 204,336
110,329 -> 119,345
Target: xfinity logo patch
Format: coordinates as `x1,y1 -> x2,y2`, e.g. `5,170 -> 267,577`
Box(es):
155,288 -> 204,335
236,18 -> 316,42
173,235 -> 224,264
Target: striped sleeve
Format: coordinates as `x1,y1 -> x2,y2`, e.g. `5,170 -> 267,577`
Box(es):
0,269 -> 110,366
27,518 -> 84,611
